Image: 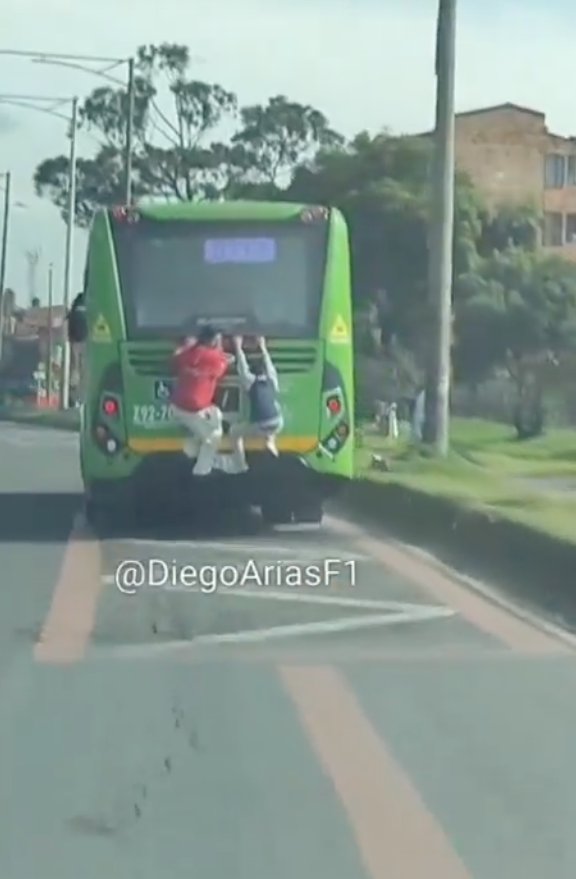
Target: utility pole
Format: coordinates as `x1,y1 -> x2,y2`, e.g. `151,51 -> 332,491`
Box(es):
0,171 -> 11,362
125,57 -> 135,204
60,96 -> 78,410
423,0 -> 457,456
46,262 -> 53,407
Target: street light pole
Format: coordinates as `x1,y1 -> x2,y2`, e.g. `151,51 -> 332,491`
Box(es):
47,262 -> 53,407
423,0 -> 457,456
60,96 -> 78,410
0,171 -> 11,361
125,57 -> 135,204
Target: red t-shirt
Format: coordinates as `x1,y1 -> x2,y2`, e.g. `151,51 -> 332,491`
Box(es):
171,343 -> 229,412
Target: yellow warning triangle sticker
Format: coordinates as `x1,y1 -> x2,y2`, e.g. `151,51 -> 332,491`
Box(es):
91,313 -> 111,342
329,314 -> 349,343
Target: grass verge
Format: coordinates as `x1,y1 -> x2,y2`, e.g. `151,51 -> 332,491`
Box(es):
341,417 -> 576,626
355,417 -> 576,544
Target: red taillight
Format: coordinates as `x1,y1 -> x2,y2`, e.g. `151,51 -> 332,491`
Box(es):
327,396 -> 341,414
102,397 -> 118,416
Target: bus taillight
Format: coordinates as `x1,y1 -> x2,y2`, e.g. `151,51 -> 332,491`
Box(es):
326,395 -> 341,415
102,396 -> 119,417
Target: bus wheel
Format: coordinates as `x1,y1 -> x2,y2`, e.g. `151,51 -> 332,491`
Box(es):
84,494 -> 132,533
84,497 -> 104,529
293,502 -> 323,525
261,500 -> 293,526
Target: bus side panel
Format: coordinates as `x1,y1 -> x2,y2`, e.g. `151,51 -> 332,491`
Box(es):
305,209 -> 354,481
81,211 -> 137,487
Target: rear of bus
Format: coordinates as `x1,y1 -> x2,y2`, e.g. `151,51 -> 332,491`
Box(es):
80,201 -> 354,522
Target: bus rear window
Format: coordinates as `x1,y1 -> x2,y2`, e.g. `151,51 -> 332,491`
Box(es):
110,217 -> 328,338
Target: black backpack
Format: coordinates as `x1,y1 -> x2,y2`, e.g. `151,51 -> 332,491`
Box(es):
248,377 -> 280,423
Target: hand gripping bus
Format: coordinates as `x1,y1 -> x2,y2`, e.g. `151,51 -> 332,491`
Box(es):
70,200 -> 354,526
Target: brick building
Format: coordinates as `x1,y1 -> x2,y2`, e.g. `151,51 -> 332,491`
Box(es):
421,102 -> 576,261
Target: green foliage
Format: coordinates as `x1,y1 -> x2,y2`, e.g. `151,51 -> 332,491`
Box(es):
454,247 -> 576,385
285,131 -> 484,347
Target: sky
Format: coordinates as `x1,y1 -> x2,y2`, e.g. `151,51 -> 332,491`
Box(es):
0,0 -> 574,303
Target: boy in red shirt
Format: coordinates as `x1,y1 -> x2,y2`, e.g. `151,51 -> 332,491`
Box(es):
171,324 -> 233,475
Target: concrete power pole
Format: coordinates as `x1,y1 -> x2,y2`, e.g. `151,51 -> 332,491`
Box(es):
423,0 -> 457,456
25,248 -> 41,306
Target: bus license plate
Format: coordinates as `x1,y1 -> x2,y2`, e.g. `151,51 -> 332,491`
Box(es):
132,403 -> 175,427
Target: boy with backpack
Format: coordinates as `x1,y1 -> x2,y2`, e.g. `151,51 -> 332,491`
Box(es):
229,335 -> 283,472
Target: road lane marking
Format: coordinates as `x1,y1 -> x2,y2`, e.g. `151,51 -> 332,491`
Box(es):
34,512 -> 103,664
95,604 -> 454,658
206,590 -> 452,614
281,665 -> 471,878
328,515 -> 572,654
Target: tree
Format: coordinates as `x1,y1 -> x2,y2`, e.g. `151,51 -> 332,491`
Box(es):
453,246 -> 576,435
284,130 -> 485,350
478,202 -> 541,254
33,43 -> 341,226
229,96 -> 343,187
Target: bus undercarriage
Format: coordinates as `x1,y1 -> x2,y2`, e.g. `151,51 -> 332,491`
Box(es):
84,447 -> 343,527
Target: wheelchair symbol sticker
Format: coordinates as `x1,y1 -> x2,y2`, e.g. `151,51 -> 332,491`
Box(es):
154,379 -> 173,400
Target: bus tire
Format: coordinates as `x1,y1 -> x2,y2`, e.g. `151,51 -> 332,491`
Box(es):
293,502 -> 323,525
84,496 -> 104,529
261,500 -> 293,526
84,484 -> 133,531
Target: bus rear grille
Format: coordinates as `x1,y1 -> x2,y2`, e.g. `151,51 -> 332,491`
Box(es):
124,343 -> 318,377
125,346 -> 172,376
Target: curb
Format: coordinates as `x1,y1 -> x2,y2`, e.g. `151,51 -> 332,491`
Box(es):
339,478 -> 576,627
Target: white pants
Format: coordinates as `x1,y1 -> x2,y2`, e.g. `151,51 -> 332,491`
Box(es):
172,405 -> 223,476
229,418 -> 283,472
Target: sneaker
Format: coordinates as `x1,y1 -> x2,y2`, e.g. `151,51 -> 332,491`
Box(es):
265,437 -> 279,456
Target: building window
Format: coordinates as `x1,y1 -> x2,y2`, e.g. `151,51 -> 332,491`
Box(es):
543,212 -> 563,246
566,214 -> 576,243
545,154 -> 565,188
568,156 -> 576,186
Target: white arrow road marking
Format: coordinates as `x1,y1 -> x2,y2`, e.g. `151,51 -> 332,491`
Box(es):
96,607 -> 455,658
92,579 -> 456,658
226,590 -> 444,612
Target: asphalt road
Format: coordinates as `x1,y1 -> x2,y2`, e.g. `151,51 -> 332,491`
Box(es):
2,422 -> 576,878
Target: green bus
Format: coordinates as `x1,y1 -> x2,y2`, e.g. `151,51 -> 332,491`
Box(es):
71,200 -> 354,525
